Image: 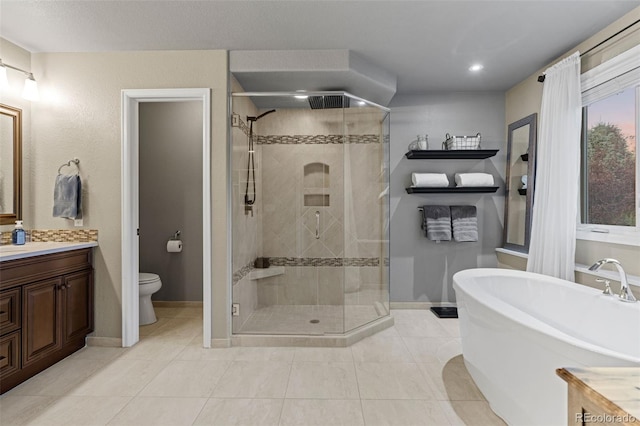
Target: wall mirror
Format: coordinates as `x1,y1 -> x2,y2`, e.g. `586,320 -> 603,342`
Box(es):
503,113 -> 537,252
0,104 -> 22,225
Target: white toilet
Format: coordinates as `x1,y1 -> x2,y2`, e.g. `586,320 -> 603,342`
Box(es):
139,272 -> 162,325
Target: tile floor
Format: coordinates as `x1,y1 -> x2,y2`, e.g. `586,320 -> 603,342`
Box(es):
0,308 -> 506,426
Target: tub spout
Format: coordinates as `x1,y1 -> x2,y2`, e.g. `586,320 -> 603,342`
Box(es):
588,258 -> 636,303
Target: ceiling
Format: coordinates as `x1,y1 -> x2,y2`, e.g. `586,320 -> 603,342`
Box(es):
1,1 -> 638,100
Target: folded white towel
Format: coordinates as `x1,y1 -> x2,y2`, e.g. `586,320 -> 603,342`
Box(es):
454,173 -> 494,187
412,173 -> 449,188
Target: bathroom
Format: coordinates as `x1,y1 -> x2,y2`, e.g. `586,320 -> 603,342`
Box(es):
138,100 -> 204,325
0,2 -> 639,424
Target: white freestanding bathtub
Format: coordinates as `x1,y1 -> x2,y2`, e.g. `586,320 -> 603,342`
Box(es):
453,268 -> 640,426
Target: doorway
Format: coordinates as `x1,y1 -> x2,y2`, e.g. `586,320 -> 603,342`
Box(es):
121,88 -> 212,348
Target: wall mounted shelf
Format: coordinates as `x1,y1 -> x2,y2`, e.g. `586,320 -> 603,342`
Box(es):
406,186 -> 499,194
405,149 -> 499,160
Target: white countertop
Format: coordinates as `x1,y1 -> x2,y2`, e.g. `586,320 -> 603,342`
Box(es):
0,241 -> 98,262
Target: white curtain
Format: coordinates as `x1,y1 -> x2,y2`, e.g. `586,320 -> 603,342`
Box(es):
527,52 -> 582,281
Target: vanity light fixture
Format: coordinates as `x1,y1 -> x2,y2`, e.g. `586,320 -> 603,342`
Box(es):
0,61 -> 9,89
22,73 -> 40,101
0,59 -> 39,101
469,64 -> 484,72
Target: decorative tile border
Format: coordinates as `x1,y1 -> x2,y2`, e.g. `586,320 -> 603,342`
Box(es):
233,260 -> 255,285
232,256 -> 381,284
1,229 -> 98,245
31,229 -> 99,242
257,134 -> 380,145
269,257 -> 380,267
235,116 -> 251,137
0,233 -> 11,245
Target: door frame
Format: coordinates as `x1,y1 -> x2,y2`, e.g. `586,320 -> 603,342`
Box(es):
121,88 -> 212,348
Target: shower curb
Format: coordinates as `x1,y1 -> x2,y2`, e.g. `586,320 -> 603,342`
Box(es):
230,314 -> 394,347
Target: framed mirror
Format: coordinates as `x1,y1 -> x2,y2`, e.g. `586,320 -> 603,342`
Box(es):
0,104 -> 22,225
503,113 -> 537,252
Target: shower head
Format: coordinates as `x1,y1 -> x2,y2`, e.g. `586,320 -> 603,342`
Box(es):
247,109 -> 276,122
308,95 -> 350,109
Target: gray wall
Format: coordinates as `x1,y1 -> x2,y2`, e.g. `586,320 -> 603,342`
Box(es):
389,92 -> 506,303
139,101 -> 203,301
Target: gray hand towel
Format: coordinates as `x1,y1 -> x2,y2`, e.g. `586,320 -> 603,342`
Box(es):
450,205 -> 477,242
421,205 -> 451,241
53,174 -> 82,219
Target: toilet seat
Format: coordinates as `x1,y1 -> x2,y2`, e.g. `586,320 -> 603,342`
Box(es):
139,272 -> 160,284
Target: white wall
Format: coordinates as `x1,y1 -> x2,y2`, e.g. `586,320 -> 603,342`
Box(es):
389,92 -> 505,303
29,50 -> 229,340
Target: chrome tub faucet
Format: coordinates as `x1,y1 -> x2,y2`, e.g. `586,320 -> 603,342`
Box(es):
588,258 -> 637,303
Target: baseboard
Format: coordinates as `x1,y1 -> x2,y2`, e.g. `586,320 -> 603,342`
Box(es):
390,301 -> 457,310
211,338 -> 232,348
86,336 -> 122,347
153,300 -> 203,308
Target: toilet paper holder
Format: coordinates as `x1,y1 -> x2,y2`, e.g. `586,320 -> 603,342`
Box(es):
171,230 -> 181,240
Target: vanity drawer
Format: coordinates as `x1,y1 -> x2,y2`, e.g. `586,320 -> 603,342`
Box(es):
0,249 -> 92,289
0,331 -> 21,379
0,288 -> 21,335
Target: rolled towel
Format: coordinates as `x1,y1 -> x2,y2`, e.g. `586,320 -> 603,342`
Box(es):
450,205 -> 477,242
454,173 -> 494,187
412,173 -> 449,188
421,205 -> 451,241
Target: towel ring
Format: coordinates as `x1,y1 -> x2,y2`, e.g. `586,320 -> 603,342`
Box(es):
58,158 -> 80,175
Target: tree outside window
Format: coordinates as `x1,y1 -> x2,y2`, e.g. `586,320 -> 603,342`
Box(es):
583,86 -> 637,227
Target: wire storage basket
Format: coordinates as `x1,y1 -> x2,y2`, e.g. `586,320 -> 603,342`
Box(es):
442,133 -> 481,150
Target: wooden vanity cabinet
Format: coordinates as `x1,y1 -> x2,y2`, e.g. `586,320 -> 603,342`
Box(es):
0,248 -> 94,394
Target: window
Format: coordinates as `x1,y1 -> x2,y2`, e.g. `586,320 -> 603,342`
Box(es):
581,85 -> 638,227
578,44 -> 640,244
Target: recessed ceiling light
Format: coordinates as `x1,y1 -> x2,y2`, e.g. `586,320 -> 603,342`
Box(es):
469,64 -> 484,72
357,101 -> 366,106
294,90 -> 308,99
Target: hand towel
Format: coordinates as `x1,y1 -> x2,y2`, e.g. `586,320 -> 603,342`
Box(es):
421,205 -> 451,241
53,174 -> 82,219
454,173 -> 494,187
450,205 -> 477,242
412,173 -> 449,188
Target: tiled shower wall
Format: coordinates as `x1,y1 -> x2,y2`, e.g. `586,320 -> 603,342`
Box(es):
231,94 -> 389,333
256,107 -> 388,317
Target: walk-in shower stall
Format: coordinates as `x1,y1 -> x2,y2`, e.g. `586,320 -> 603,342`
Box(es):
231,92 -> 390,338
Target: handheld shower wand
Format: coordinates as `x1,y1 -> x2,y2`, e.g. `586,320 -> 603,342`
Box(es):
244,109 -> 276,211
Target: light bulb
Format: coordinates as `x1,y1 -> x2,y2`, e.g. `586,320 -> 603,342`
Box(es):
22,73 -> 39,101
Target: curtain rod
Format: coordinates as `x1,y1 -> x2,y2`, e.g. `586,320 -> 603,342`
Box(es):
538,18 -> 640,83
